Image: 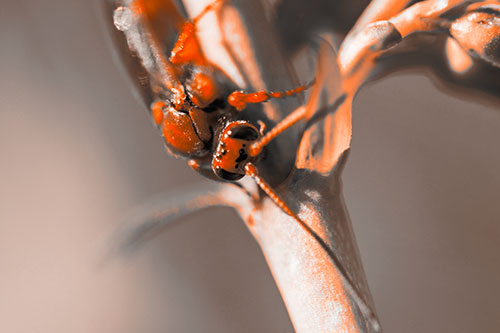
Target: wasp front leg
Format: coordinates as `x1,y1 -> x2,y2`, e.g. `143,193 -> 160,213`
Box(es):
169,0 -> 227,67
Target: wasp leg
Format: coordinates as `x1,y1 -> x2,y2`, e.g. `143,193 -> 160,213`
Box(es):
170,0 -> 228,66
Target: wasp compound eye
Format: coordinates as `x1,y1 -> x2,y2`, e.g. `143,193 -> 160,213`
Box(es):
212,122 -> 261,180
228,124 -> 259,141
161,107 -> 208,157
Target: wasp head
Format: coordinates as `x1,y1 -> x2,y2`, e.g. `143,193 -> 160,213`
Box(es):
212,121 -> 260,181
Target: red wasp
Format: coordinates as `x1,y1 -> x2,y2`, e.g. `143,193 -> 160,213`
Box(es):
113,0 -> 317,224
111,1 -> 380,327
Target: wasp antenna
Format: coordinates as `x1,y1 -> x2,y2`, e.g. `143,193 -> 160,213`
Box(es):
228,80 -> 315,111
248,103 -> 309,157
244,162 -> 380,330
244,163 -> 298,219
247,34 -> 342,147
249,89 -> 347,158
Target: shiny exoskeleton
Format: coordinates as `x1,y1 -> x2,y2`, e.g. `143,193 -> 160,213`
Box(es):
114,0 -> 311,183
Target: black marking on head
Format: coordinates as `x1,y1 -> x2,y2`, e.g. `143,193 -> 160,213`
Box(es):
235,149 -> 248,163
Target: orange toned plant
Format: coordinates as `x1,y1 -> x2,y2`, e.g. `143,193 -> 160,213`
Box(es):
108,0 -> 499,331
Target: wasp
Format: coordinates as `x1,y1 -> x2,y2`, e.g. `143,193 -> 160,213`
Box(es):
113,0 -> 317,223
111,1 -> 382,328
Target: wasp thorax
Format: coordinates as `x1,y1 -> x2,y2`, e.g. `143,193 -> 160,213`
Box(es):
212,122 -> 260,181
186,72 -> 219,108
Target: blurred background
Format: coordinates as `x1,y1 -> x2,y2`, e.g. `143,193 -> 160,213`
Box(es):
1,0 -> 499,332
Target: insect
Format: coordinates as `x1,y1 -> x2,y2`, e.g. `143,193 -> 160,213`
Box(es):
111,1 -> 381,328
113,0 -> 316,223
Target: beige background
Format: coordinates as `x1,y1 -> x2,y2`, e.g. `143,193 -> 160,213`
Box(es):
1,0 -> 499,332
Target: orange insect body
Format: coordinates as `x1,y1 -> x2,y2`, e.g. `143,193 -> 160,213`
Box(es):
116,0 -> 314,221
212,121 -> 260,180
170,22 -> 208,67
228,84 -> 311,111
186,72 -> 218,107
161,106 -> 206,156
